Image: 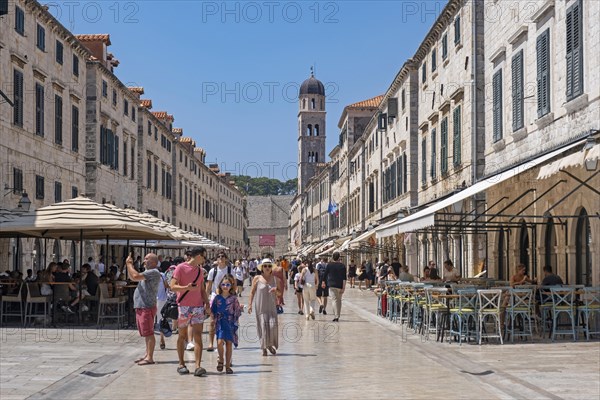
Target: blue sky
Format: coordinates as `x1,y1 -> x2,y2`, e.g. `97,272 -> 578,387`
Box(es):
52,0 -> 445,180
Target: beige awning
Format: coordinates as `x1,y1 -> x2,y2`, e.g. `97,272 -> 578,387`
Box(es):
538,142 -> 599,179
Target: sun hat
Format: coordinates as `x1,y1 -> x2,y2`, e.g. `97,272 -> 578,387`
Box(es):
257,258 -> 273,271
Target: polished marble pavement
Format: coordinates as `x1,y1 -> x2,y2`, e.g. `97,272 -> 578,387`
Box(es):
1,286 -> 598,399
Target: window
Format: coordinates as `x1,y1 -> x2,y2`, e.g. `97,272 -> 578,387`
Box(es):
432,49 -> 437,72
147,121 -> 152,136
422,62 -> 427,83
124,99 -> 129,116
112,89 -> 117,106
56,41 -> 64,65
36,175 -> 45,200
13,168 -> 23,194
401,89 -> 406,110
512,51 -> 524,132
131,106 -> 136,121
161,168 -> 166,196
454,15 -> 461,45
566,0 -> 583,101
35,83 -> 45,136
442,33 -> 448,59
36,24 -> 45,51
54,182 -> 62,202
72,106 -> 79,152
453,106 -> 462,166
102,80 -> 108,97
123,140 -> 128,176
13,69 -> 23,127
421,137 -> 427,185
15,6 -> 25,35
114,136 -> 119,171
73,54 -> 79,77
147,159 -> 152,188
72,186 -> 78,198
154,127 -> 158,141
54,95 -> 63,145
493,69 -> 503,142
537,29 -> 551,118
154,163 -> 158,192
441,117 -> 448,174
431,128 -> 437,180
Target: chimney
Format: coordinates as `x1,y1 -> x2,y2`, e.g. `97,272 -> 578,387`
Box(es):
75,34 -> 112,69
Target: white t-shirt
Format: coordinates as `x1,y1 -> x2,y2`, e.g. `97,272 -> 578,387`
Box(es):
97,262 -> 105,275
234,266 -> 244,281
303,270 -> 316,288
444,268 -> 461,282
208,264 -> 232,300
294,272 -> 303,289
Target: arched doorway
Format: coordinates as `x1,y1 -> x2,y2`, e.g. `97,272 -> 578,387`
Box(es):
497,226 -> 507,280
34,238 -> 43,272
519,221 -> 530,273
575,208 -> 592,286
544,217 -> 557,270
53,240 -> 61,262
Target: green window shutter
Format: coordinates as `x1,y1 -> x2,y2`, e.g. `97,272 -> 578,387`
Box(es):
537,29 -> 550,117
36,83 -> 44,136
54,95 -> 63,145
512,51 -> 524,131
441,118 -> 448,174
493,70 -> 503,141
566,1 -> 583,101
421,137 -> 427,185
453,107 -> 462,166
430,128 -> 437,180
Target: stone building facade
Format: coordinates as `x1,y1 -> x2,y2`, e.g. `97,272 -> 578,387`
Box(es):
0,0 -> 249,271
290,0 -> 598,285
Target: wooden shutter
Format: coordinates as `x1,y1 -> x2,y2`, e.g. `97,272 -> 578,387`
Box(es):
430,128 -> 437,180
13,69 -> 23,126
566,1 -> 583,100
114,135 -> 119,171
421,137 -> 427,185
512,51 -> 524,131
537,30 -> 550,117
454,16 -> 461,45
55,95 -> 62,145
453,106 -> 461,166
493,70 -> 503,141
35,83 -> 44,136
72,106 -> 79,152
441,118 -> 448,174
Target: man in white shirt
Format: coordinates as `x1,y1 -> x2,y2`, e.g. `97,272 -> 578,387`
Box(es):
97,256 -> 106,276
443,260 -> 461,282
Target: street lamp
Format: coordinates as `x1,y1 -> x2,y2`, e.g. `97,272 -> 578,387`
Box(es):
16,192 -> 31,212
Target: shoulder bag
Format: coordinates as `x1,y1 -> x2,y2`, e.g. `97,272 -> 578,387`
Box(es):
161,268 -> 201,320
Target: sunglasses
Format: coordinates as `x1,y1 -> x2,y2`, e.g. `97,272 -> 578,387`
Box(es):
218,255 -> 227,259
220,283 -> 232,287
262,264 -> 272,268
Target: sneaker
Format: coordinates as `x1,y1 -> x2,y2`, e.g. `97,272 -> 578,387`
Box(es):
61,305 -> 74,314
298,310 -> 304,315
186,342 -> 195,351
322,309 -> 327,315
81,304 -> 89,312
319,305 -> 323,314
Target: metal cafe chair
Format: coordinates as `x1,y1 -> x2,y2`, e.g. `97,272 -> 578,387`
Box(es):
24,283 -> 51,327
578,287 -> 600,341
549,287 -> 577,342
477,289 -> 503,345
1,282 -> 24,325
448,289 -> 478,345
505,288 -> 534,343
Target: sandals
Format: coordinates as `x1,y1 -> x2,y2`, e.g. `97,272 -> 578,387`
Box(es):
206,347 -> 215,352
226,366 -> 233,374
160,342 -> 166,350
177,366 -> 190,375
137,359 -> 155,366
267,346 -> 277,355
194,367 -> 207,377
217,359 -> 224,372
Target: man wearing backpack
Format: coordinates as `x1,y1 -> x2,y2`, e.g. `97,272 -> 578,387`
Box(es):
205,251 -> 233,352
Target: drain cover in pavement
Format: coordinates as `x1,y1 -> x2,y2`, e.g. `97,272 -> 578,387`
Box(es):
81,370 -> 118,378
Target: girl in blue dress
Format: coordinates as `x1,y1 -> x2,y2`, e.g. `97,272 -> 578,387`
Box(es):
211,274 -> 243,374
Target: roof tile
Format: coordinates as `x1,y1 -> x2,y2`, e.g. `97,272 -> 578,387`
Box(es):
75,34 -> 111,45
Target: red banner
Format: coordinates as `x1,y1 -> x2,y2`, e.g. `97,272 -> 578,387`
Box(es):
259,235 -> 276,247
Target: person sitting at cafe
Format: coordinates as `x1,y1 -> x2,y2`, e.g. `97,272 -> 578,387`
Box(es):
54,262 -> 71,283
82,264 -> 99,297
540,265 -> 563,286
421,266 -> 431,281
510,264 -> 534,287
397,265 -> 415,282
428,268 -> 442,281
443,260 -> 461,282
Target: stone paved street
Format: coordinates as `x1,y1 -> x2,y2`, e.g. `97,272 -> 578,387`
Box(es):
1,288 -> 599,400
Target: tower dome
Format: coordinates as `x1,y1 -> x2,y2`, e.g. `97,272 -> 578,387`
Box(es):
299,73 -> 325,97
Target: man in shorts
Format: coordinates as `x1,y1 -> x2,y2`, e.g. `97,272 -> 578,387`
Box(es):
126,253 -> 162,366
316,256 -> 329,314
170,247 -> 210,377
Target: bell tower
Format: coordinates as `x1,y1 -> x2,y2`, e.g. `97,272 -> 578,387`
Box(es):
297,69 -> 326,194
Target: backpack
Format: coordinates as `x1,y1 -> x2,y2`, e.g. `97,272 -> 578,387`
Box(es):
210,264 -> 232,283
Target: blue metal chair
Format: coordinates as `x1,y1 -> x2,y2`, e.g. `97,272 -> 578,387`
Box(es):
549,287 -> 576,341
448,288 -> 478,345
505,288 -> 534,343
477,289 -> 503,345
424,287 -> 448,341
578,287 -> 600,340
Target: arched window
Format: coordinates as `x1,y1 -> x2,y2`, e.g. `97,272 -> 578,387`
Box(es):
519,221 -> 530,274
320,99 -> 323,110
311,98 -> 315,109
303,99 -> 306,109
315,152 -> 319,163
306,124 -> 312,136
544,217 -> 557,271
497,226 -> 507,280
314,124 -> 319,136
575,208 -> 591,286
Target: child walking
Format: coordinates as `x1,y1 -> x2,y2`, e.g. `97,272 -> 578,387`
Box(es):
210,274 -> 243,374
